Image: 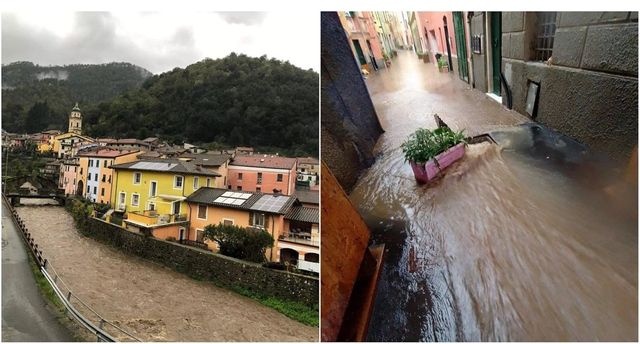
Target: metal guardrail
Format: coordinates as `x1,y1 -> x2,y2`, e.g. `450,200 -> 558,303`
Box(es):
2,194 -> 141,342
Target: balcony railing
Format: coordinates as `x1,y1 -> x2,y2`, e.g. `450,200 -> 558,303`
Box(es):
126,211 -> 188,226
279,232 -> 319,246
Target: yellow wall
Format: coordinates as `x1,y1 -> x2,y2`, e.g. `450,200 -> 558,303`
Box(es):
111,169 -> 215,216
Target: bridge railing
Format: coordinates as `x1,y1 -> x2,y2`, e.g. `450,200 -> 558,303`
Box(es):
2,193 -> 141,342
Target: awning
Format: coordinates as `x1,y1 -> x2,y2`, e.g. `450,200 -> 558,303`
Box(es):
158,194 -> 186,201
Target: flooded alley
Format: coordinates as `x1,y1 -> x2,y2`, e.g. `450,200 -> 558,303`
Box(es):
13,205 -> 318,342
352,50 -> 638,341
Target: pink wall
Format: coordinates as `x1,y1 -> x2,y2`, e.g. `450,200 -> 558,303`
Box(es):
416,12 -> 458,59
227,167 -> 296,195
363,12 -> 384,59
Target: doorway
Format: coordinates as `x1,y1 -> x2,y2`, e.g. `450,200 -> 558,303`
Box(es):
490,12 -> 502,95
453,12 -> 469,82
352,39 -> 367,66
173,201 -> 181,215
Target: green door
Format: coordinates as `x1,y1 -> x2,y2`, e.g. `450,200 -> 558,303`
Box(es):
352,39 -> 367,66
490,12 -> 502,95
452,12 -> 469,82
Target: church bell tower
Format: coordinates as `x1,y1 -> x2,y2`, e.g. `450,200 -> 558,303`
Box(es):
68,102 -> 82,135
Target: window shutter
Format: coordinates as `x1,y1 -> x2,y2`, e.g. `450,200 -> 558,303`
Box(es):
249,212 -> 253,226
264,214 -> 269,229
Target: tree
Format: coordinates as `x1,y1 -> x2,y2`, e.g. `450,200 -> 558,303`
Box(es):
203,223 -> 274,263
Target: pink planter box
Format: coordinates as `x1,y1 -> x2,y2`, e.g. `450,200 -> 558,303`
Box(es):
409,143 -> 465,184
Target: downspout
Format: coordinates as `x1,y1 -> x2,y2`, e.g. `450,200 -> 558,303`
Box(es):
270,215 -> 275,262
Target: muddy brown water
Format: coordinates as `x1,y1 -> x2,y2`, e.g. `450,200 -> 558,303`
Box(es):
352,51 -> 638,341
13,206 -> 318,342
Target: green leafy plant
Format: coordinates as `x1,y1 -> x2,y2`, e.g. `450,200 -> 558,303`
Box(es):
401,127 -> 466,164
204,223 -> 274,263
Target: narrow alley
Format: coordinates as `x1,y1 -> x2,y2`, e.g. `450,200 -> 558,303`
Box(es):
351,50 -> 637,341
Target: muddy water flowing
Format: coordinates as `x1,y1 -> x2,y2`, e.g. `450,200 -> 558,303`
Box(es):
352,51 -> 637,341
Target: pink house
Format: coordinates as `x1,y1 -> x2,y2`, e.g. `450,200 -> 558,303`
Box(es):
61,159 -> 80,196
227,155 -> 297,195
416,12 -> 458,66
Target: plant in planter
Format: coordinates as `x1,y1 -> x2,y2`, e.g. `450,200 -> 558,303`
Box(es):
402,127 -> 466,184
437,57 -> 449,72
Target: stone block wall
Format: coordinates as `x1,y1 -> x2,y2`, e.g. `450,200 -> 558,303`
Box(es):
501,11 -> 638,163
84,217 -> 319,305
470,12 -> 488,92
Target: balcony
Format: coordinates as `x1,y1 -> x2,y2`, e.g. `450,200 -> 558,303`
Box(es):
279,231 -> 319,247
125,210 -> 188,227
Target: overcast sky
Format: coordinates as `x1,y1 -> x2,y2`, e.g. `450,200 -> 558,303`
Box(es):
2,12 -> 318,74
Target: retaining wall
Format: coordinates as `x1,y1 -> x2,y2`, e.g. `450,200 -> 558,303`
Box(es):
82,217 -> 318,306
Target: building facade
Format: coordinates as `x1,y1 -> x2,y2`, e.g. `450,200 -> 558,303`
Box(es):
185,187 -> 319,272
77,149 -> 142,203
227,156 -> 297,195
110,159 -> 220,237
497,11 -> 637,162
338,11 -> 386,72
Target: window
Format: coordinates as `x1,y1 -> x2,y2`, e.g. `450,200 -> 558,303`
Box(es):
257,172 -> 263,184
108,175 -> 111,183
87,185 -> 90,193
103,160 -> 107,168
150,181 -> 157,197
132,194 -> 140,206
195,229 -> 205,243
237,186 -> 242,191
252,213 -> 265,228
228,185 -> 232,189
223,219 -> 234,225
101,188 -> 105,196
94,174 -> 98,181
256,187 -> 261,192
277,174 -> 283,182
88,173 -> 92,180
119,192 -> 126,206
238,173 -> 243,180
206,178 -> 211,187
133,172 -> 141,184
174,176 -> 183,188
193,176 -> 199,190
102,174 -> 106,182
197,205 -> 207,219
148,203 -> 155,211
80,168 -> 83,175
93,186 -> 97,194
89,159 -> 93,167
534,12 -> 557,61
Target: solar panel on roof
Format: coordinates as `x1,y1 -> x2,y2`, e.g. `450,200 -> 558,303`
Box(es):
215,197 -> 228,203
222,191 -> 234,197
131,161 -> 177,171
250,195 -> 290,213
214,193 -> 248,206
239,194 -> 251,199
232,199 -> 245,205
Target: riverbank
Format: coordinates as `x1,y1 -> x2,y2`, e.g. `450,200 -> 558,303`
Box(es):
15,204 -> 318,341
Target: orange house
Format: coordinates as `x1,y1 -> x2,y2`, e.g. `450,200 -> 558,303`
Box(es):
227,155 -> 297,195
185,187 -> 319,271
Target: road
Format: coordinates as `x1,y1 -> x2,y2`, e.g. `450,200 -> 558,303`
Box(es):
2,201 -> 75,342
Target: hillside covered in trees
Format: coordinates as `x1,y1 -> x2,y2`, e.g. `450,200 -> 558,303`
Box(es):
2,55 -> 319,157
2,61 -> 152,133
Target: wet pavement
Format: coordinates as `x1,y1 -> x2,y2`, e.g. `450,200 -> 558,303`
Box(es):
353,50 -> 638,341
14,205 -> 318,342
2,202 -> 75,342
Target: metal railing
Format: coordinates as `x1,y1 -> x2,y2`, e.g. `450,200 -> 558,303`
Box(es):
2,194 -> 141,342
278,232 -> 319,246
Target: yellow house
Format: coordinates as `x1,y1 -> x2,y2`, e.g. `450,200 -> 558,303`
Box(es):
76,148 -> 142,204
110,159 -> 221,238
185,187 -> 319,271
52,132 -> 95,158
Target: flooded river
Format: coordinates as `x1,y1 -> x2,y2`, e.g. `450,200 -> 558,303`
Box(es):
353,51 -> 638,341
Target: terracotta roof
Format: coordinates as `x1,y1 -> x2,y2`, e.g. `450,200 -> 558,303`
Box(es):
111,159 -> 221,177
77,149 -> 139,158
297,157 -> 319,165
294,189 -> 319,205
285,206 -> 319,224
230,156 -> 296,169
180,153 -> 231,167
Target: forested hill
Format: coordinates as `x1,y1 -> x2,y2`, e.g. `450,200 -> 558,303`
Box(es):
2,61 -> 152,133
2,55 -> 318,157
85,54 -> 318,156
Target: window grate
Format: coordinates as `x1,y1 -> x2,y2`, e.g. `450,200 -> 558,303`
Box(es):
534,12 -> 557,61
